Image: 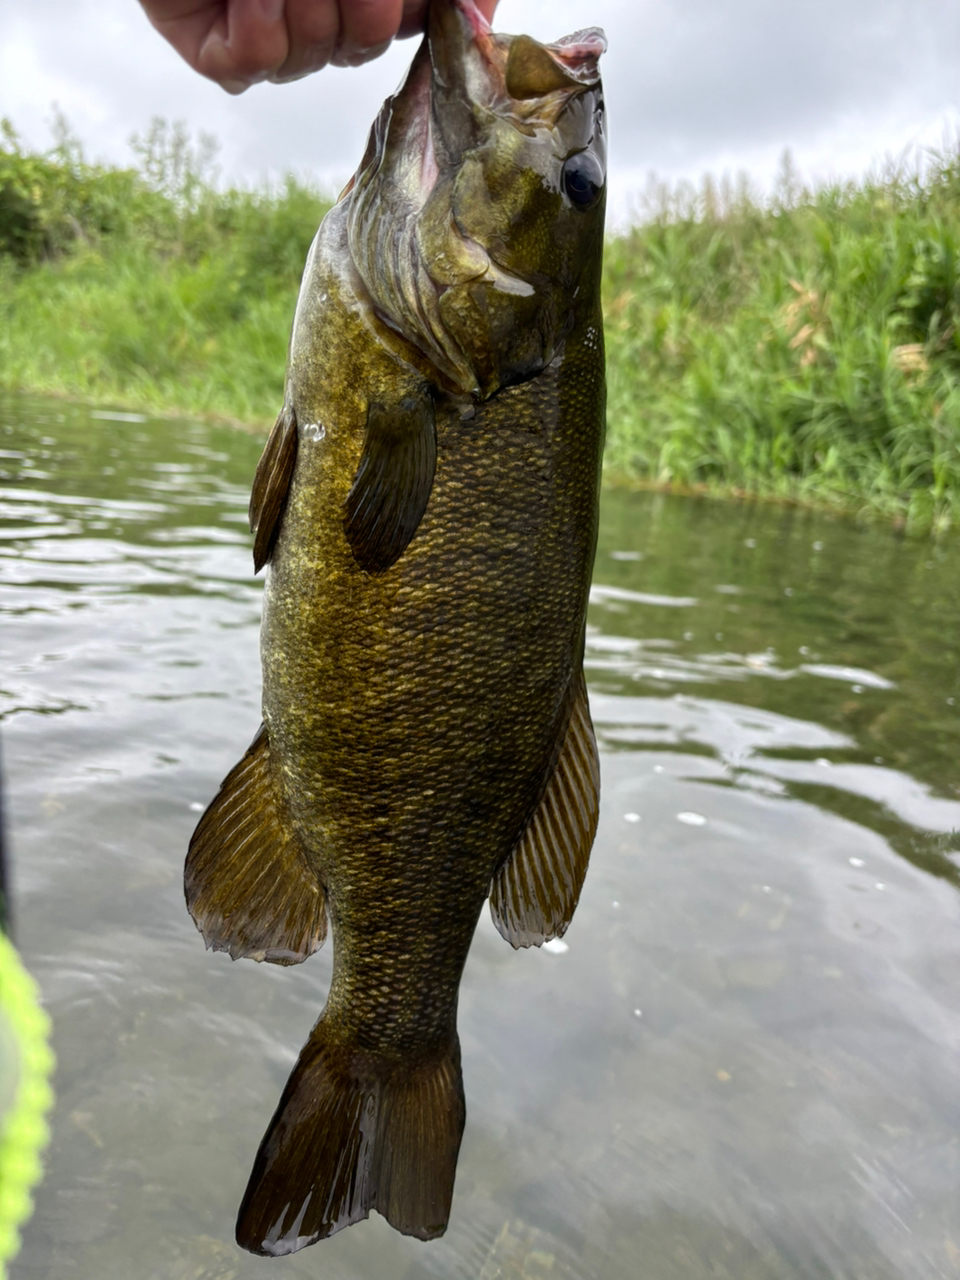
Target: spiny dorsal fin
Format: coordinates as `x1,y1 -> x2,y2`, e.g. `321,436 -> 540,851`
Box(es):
343,393 -> 436,575
186,725 -> 327,965
490,673 -> 600,948
250,404 -> 298,572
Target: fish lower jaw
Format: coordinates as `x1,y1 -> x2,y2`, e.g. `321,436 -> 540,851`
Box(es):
451,0 -> 492,40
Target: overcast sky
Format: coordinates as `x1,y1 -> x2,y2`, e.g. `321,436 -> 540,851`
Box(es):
3,0 -> 959,224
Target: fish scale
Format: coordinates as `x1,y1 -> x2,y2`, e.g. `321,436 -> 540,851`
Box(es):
185,0 -> 607,1256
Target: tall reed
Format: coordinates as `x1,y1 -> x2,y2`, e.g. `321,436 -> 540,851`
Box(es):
603,150 -> 960,529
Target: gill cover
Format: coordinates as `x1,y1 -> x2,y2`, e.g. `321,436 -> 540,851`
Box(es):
346,0 -> 606,399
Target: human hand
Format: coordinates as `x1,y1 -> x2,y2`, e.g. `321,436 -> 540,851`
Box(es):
141,0 -> 499,94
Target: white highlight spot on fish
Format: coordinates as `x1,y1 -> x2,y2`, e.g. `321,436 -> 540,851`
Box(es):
849,857 -> 865,867
633,1008 -> 643,1018
653,765 -> 665,774
189,801 -> 204,812
303,423 -> 326,442
623,812 -> 641,823
762,885 -> 772,893
677,811 -> 707,826
875,882 -> 886,891
816,757 -> 832,767
543,938 -> 569,955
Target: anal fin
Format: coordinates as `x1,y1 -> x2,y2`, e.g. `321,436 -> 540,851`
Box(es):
185,725 -> 326,965
490,672 -> 600,948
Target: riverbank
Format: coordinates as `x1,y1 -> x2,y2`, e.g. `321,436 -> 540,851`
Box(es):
604,156 -> 960,532
2,119 -> 959,529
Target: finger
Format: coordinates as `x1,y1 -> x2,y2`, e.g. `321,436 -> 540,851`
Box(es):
396,0 -> 427,39
270,0 -> 341,81
331,0 -> 405,68
142,0 -> 290,92
396,0 -> 498,40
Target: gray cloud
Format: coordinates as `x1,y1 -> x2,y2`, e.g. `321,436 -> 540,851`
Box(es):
605,0 -> 960,161
1,0 -> 958,217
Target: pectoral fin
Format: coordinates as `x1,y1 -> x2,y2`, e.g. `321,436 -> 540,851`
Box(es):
490,673 -> 600,948
343,393 -> 436,575
186,725 -> 327,965
250,404 -> 298,572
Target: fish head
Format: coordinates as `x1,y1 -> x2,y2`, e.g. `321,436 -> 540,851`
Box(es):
346,0 -> 606,399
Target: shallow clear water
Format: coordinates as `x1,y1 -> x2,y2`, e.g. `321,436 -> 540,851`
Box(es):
3,393 -> 960,1280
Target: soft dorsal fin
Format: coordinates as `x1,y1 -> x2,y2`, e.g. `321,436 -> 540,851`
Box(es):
250,404 -> 298,572
186,725 -> 327,965
343,393 -> 436,575
490,673 -> 600,948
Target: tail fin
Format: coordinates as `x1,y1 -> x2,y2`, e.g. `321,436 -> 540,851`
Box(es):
235,1020 -> 465,1256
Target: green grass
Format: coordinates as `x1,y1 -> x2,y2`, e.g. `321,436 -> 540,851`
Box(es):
0,116 -> 331,422
3,118 -> 960,528
603,156 -> 960,530
1,240 -> 304,422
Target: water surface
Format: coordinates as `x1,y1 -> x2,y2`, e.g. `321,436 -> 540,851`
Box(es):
3,395 -> 959,1280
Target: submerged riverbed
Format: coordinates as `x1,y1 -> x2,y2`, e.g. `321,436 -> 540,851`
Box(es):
3,394 -> 960,1280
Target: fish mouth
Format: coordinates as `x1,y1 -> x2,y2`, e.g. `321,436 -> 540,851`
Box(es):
428,0 -> 606,166
344,0 -> 607,394
337,37 -> 436,205
428,0 -> 607,91
344,0 -> 606,207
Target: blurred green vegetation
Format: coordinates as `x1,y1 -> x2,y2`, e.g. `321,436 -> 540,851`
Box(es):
0,115 -> 331,422
2,117 -> 960,527
604,151 -> 960,530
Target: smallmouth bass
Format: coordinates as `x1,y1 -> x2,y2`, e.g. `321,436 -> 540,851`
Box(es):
186,0 -> 607,1256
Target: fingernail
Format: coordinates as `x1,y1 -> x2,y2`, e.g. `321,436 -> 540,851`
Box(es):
331,38 -> 392,68
269,67 -> 312,84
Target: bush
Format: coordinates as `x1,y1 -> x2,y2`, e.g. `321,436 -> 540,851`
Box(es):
3,116 -> 960,526
603,147 -> 960,528
0,116 -> 332,421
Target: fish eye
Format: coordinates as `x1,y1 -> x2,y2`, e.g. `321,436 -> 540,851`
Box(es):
561,151 -> 604,210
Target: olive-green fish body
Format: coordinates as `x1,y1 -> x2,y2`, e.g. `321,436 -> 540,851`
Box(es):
268,202 -> 603,1038
186,0 -> 607,1256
